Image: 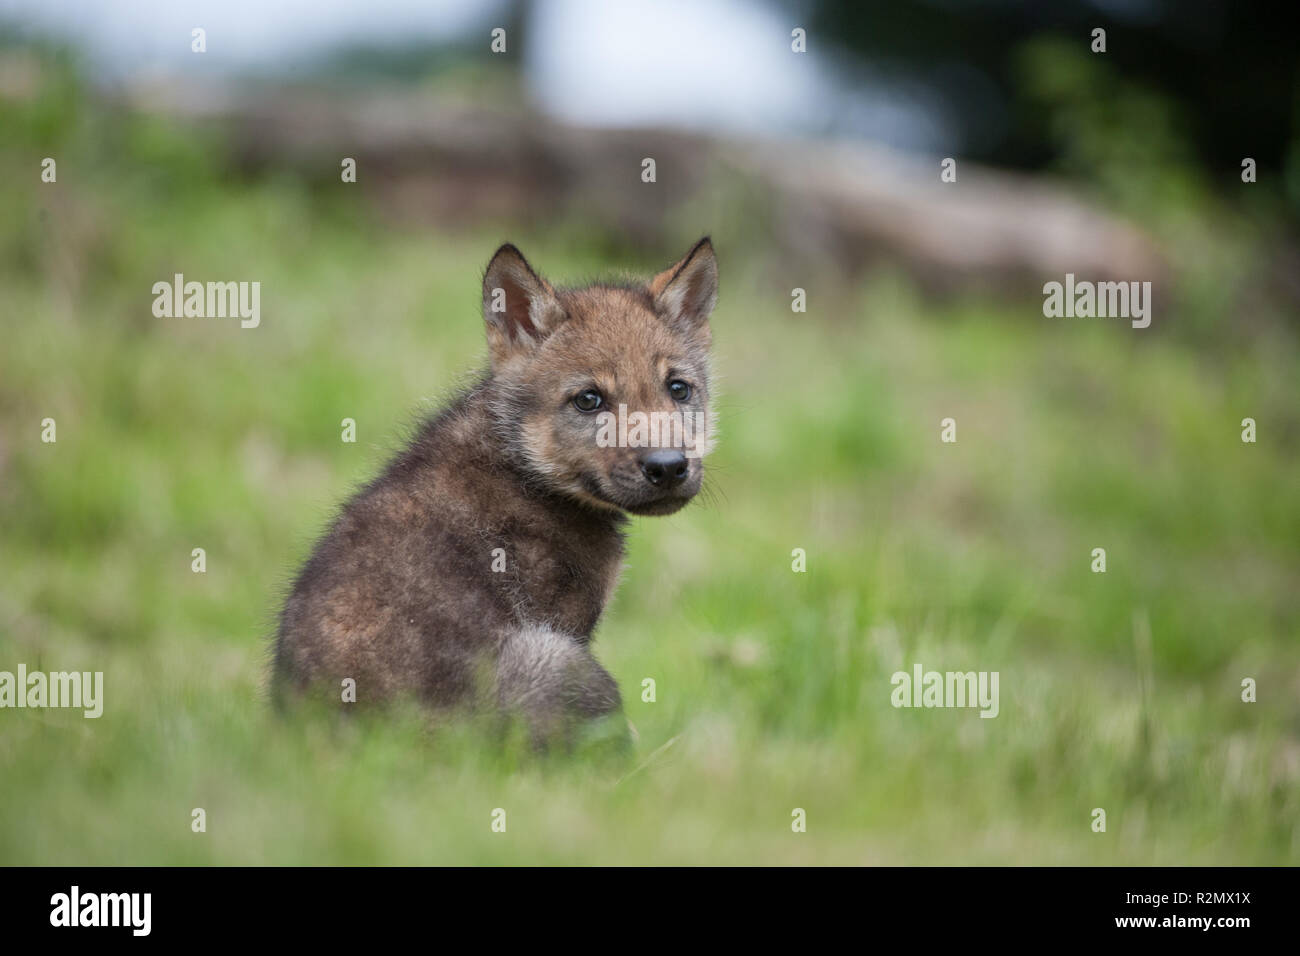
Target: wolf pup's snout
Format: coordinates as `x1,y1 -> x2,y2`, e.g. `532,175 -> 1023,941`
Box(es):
639,449 -> 689,488
273,238 -> 719,748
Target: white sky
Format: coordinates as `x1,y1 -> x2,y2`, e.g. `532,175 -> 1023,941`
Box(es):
0,0 -> 946,148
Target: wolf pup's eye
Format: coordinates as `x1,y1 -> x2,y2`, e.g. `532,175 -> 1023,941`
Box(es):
668,379 -> 692,402
573,389 -> 603,413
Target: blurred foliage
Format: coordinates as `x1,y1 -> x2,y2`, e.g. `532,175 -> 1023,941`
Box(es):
796,0 -> 1299,221
1011,37 -> 1299,344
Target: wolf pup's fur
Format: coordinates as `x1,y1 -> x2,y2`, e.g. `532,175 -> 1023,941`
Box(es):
273,238 -> 718,745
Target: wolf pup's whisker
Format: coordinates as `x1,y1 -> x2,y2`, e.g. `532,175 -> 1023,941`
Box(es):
273,239 -> 719,748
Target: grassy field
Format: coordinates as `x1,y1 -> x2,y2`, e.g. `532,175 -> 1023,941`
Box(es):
2,90 -> 1299,865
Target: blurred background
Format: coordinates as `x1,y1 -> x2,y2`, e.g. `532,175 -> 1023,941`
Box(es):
0,0 -> 1297,865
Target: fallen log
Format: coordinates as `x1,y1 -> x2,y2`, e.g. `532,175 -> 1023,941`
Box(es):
129,81 -> 1169,291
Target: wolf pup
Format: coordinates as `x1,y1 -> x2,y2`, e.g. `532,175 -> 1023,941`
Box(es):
273,238 -> 718,745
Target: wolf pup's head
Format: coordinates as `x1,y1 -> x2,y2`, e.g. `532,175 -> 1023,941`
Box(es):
483,238 -> 718,516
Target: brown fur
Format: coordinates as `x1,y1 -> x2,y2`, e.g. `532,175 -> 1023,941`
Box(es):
273,239 -> 719,746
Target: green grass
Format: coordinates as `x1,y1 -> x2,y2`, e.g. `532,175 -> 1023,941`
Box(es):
1,105 -> 1298,865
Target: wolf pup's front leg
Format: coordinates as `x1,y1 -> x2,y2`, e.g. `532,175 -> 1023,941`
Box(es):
273,238 -> 718,748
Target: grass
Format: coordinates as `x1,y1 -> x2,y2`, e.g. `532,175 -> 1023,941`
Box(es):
1,94 -> 1298,865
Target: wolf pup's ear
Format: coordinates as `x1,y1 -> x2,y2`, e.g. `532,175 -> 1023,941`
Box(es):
482,244 -> 567,366
649,237 -> 717,341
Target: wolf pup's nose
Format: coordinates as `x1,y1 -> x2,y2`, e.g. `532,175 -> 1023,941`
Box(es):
639,450 -> 689,488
